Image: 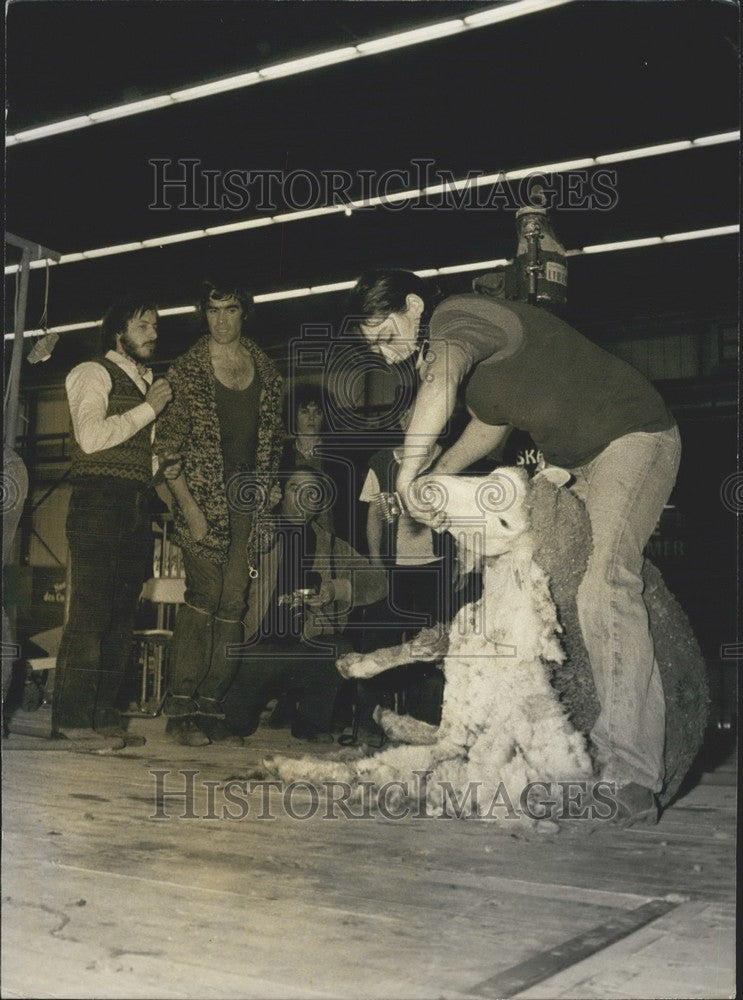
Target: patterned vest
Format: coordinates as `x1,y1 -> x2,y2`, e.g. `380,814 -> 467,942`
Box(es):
69,357 -> 152,485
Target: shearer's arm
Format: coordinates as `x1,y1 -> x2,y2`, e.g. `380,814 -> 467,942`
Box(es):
395,346 -> 464,506
432,414 -> 510,476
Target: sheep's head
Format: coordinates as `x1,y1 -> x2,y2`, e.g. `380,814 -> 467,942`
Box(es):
411,468 -> 532,558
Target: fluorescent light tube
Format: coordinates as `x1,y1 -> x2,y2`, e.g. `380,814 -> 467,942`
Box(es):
437,258 -> 510,275
89,96 -> 175,122
141,230 -> 208,247
258,48 -> 358,78
204,219 -> 274,235
82,242 -> 145,258
169,73 -> 261,102
272,206 -> 344,223
692,131 -> 740,147
357,20 -> 465,54
255,288 -> 313,302
662,225 -> 739,242
582,237 -> 663,253
309,281 -> 357,294
464,0 -> 573,27
595,140 -> 693,164
159,306 -> 197,316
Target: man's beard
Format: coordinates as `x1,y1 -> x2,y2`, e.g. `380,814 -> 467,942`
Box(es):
119,332 -> 155,364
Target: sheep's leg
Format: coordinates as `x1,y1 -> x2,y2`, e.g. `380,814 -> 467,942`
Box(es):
262,752 -> 357,786
373,706 -> 439,745
336,645 -> 410,680
264,737 -> 459,796
337,626 -> 448,680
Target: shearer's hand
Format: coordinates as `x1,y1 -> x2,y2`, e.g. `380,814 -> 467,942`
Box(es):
407,478 -> 451,533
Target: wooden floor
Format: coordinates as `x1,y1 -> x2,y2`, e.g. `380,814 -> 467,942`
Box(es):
2,708 -> 737,1000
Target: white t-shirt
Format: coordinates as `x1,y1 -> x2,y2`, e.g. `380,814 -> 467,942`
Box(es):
360,455 -> 440,567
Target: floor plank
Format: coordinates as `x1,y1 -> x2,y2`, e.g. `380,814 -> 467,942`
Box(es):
2,715 -> 737,999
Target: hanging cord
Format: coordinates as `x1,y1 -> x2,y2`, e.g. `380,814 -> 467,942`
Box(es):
38,258 -> 51,330
4,270 -> 22,409
27,260 -> 59,364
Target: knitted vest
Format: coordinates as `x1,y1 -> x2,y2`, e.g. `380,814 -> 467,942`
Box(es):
69,357 -> 152,485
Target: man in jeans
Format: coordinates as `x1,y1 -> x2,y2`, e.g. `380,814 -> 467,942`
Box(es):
155,276 -> 284,746
54,296 -> 172,751
347,268 -> 682,826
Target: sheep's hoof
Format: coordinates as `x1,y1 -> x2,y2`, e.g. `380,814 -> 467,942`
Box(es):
263,754 -> 283,775
336,651 -> 364,678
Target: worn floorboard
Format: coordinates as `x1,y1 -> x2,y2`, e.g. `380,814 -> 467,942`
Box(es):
2,712 -> 737,999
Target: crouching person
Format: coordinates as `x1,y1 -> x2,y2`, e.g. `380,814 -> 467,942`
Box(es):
223,466 -> 387,742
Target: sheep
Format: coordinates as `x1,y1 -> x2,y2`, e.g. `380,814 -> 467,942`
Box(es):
263,468 -> 709,822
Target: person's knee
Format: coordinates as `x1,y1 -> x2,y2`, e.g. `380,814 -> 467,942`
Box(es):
183,564 -> 223,616
583,541 -> 644,591
216,583 -> 249,621
182,598 -> 218,618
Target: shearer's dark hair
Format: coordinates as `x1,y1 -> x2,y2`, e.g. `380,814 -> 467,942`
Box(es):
101,296 -> 158,351
199,277 -> 255,329
344,268 -> 442,339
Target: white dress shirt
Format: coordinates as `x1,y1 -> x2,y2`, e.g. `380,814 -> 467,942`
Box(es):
66,349 -> 156,455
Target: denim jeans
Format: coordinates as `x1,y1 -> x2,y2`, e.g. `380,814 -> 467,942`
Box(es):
53,480 -> 151,731
569,425 -> 682,792
165,511 -> 253,714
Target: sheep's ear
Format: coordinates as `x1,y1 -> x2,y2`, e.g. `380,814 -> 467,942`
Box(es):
533,466 -> 572,488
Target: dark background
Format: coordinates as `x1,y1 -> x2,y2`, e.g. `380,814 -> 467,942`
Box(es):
5,0 -> 739,350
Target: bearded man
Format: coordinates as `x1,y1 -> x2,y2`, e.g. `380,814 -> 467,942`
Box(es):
53,296 -> 172,750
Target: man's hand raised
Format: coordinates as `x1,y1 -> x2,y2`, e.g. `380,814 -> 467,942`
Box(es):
146,378 -> 173,415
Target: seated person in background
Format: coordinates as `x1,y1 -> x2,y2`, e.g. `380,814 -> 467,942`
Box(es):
281,384 -> 326,473
357,400 -> 450,736
281,384 -> 333,532
223,465 -> 387,741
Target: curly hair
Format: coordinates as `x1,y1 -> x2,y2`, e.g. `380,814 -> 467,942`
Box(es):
100,296 -> 158,351
199,276 -> 255,328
